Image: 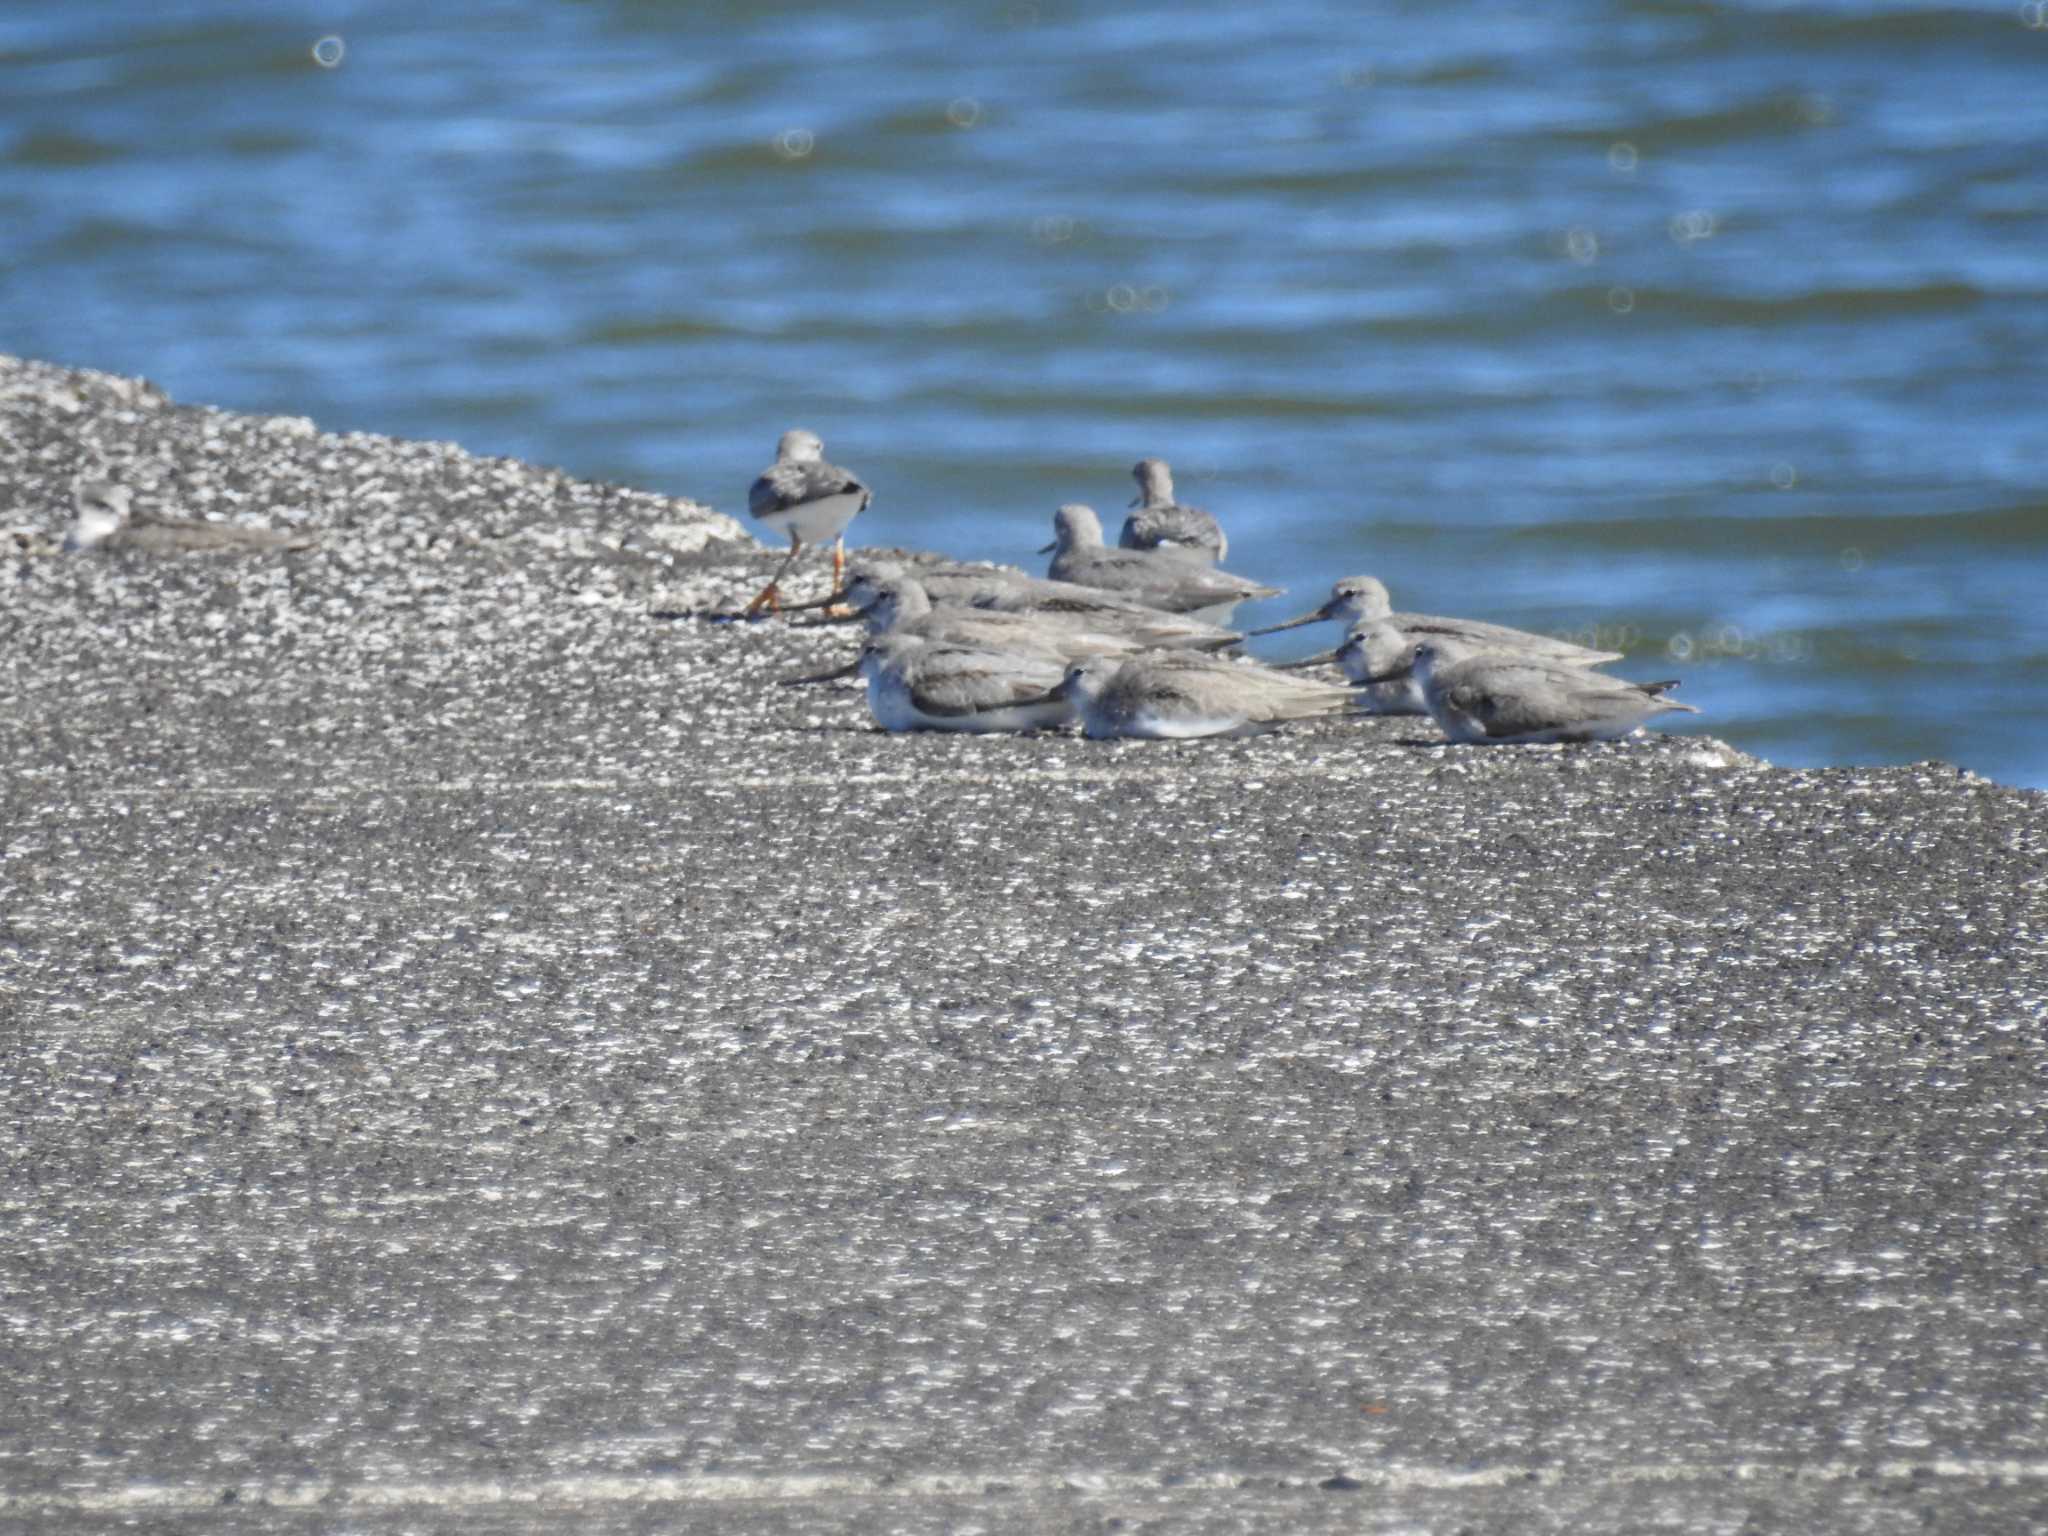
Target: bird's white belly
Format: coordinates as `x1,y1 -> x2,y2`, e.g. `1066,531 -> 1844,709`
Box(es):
1097,706 -> 1261,740
760,490 -> 865,546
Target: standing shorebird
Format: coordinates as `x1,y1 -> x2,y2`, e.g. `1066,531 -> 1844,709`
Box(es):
1361,639 -> 1700,744
743,429 -> 870,617
1041,504 -> 1280,625
62,480 -> 315,554
1119,457 -> 1228,564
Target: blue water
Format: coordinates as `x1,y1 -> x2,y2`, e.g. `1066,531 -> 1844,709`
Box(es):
5,1 -> 2046,784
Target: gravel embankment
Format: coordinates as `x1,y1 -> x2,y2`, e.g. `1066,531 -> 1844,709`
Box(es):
4,353 -> 2045,1534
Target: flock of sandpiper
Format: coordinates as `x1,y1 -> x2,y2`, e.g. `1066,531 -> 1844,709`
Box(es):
738,429 -> 1701,744
39,434 -> 1700,746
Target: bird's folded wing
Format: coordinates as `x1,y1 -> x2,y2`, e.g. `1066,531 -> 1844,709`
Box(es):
909,659 -> 1062,717
750,460 -> 868,516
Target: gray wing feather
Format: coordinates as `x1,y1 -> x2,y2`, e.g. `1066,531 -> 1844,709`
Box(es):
1053,548 -> 1280,606
1394,613 -> 1622,666
750,460 -> 870,517
909,655 -> 1063,716
1444,663 -> 1694,737
1142,658 -> 1355,723
1120,504 -> 1225,558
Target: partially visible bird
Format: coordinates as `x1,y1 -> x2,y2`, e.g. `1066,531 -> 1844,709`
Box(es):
837,551 -> 1032,603
743,429 -> 870,617
840,573 -> 1241,666
62,480 -> 315,554
1281,619 -> 1623,715
834,565 -> 1242,651
1021,650 -> 1367,740
1361,639 -> 1701,744
1118,457 -> 1227,564
782,631 -> 1074,734
1041,504 -> 1280,625
1275,619 -> 1435,714
804,557 -> 1246,647
1250,574 -> 1621,668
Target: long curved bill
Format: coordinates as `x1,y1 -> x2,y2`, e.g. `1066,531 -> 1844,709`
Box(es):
780,656 -> 863,688
1243,602 -> 1335,638
1272,648 -> 1339,672
1036,540 -> 1057,555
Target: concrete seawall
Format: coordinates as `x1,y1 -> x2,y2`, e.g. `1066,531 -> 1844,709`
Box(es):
5,354 -> 2046,1533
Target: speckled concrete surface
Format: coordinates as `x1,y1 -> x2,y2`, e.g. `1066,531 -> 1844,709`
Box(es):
4,355 -> 2046,1533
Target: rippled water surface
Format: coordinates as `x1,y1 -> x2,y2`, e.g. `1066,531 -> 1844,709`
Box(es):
5,1 -> 2046,783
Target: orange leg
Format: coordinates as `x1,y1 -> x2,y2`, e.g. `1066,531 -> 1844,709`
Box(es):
742,532 -> 804,618
821,535 -> 857,619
